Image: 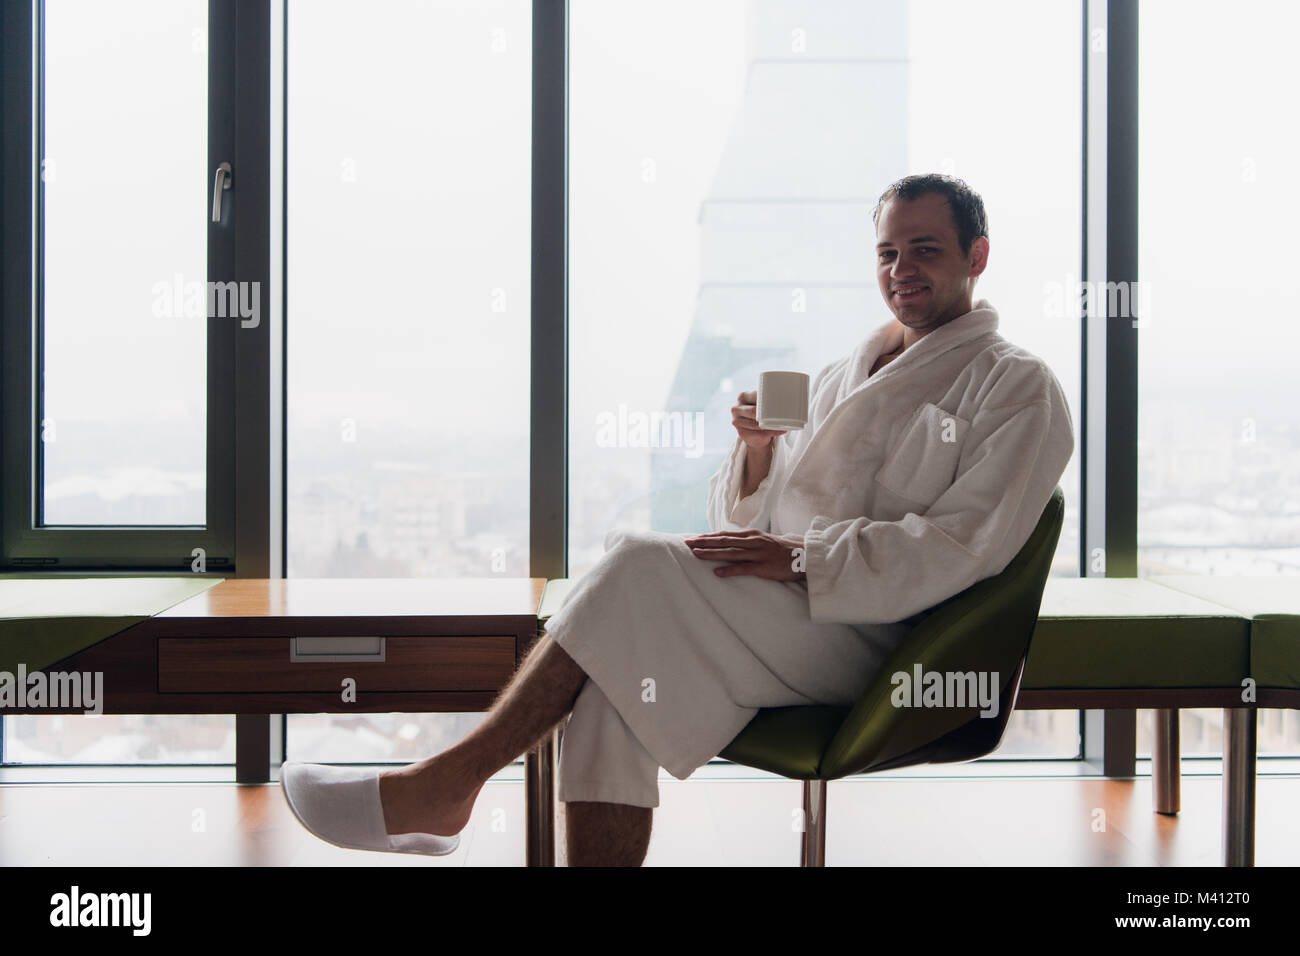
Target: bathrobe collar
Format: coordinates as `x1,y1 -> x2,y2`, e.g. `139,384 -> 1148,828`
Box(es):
840,298 -> 1001,399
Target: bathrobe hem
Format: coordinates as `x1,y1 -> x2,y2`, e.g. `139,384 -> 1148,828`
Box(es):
544,613 -> 759,782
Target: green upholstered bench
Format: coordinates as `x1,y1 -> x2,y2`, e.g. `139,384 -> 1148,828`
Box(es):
1015,576 -> 1258,865
1022,578 -> 1251,693
1020,575 -> 1298,866
1148,575 -> 1300,705
538,573 -> 1289,867
1147,574 -> 1300,866
0,576 -> 225,674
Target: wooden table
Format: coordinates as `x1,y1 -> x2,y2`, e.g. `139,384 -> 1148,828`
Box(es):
8,577 -> 556,865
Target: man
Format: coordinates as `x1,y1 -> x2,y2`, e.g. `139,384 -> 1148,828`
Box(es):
280,173 -> 1074,866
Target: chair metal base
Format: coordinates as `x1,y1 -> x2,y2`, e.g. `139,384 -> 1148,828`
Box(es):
796,705 -> 1259,867
802,780 -> 826,867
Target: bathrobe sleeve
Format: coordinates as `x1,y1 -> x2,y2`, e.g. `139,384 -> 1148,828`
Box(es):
706,363 -> 833,533
705,432 -> 788,533
800,375 -> 1074,625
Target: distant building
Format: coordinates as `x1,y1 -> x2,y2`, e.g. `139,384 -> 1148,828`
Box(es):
651,0 -> 909,531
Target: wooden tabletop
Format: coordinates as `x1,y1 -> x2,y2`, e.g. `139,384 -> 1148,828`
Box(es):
155,577 -> 546,624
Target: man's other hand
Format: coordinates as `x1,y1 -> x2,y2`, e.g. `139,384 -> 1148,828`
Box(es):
683,529 -> 807,582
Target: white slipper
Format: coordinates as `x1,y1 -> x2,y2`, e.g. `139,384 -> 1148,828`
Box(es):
279,761 -> 461,856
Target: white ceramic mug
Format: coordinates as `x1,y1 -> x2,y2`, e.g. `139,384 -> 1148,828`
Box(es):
756,370 -> 810,430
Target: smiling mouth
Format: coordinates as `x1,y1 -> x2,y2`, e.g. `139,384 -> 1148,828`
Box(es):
893,285 -> 928,300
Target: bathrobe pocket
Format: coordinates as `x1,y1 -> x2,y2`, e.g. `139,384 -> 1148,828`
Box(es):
873,401 -> 970,509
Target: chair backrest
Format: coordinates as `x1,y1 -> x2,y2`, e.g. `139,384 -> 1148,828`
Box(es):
819,486 -> 1065,778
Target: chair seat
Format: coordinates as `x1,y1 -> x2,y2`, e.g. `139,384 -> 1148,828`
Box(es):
718,705 -> 849,780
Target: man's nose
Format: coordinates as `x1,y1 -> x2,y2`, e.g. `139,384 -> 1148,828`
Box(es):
889,255 -> 920,279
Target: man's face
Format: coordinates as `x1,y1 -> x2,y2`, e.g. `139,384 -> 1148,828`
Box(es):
875,192 -> 989,337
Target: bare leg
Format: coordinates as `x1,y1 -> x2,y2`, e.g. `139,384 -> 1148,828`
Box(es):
566,802 -> 653,866
379,630 -> 586,836
380,629 -> 657,865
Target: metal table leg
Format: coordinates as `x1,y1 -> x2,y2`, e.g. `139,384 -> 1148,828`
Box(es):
1222,706 -> 1256,867
1153,708 -> 1180,814
525,728 -> 557,866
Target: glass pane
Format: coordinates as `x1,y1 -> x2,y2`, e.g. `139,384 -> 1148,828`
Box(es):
285,712 -> 489,764
1134,709 -> 1219,760
994,709 -> 1081,759
907,0 -> 1082,578
569,0 -> 1081,758
1138,0 -> 1300,579
1138,709 -> 1300,761
40,0 -> 209,525
3,715 -> 234,764
1137,1 -> 1299,755
284,0 -> 531,757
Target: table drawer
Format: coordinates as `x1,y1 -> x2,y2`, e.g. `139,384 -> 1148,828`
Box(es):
157,635 -> 517,693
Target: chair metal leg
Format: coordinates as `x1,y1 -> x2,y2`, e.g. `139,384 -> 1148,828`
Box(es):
801,779 -> 826,867
1222,707 -> 1256,868
1153,708 -> 1180,814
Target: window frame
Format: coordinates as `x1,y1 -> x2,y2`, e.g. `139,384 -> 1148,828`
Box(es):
0,0 -> 271,573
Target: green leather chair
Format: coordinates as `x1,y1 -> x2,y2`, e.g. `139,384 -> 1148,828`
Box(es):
718,486 -> 1066,866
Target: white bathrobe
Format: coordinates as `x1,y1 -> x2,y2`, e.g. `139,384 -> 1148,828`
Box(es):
709,296 -> 1075,625
545,298 -> 1074,805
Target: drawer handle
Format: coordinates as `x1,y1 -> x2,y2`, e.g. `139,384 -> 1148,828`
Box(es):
289,636 -> 386,662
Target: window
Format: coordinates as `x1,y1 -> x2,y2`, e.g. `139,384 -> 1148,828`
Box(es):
3,0 -> 238,569
1,0 -> 244,765
41,0 -> 209,526
1135,0 -> 1300,758
4,714 -> 234,764
8,0 -> 1285,777
282,0 -> 532,760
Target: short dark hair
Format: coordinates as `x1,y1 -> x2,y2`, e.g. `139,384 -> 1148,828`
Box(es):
871,173 -> 988,257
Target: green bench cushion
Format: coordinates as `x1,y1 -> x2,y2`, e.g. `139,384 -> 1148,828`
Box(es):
0,576 -> 225,673
1023,578 -> 1249,689
1150,574 -> 1300,690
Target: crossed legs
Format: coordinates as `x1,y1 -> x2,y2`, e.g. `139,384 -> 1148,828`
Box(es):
377,631 -> 653,866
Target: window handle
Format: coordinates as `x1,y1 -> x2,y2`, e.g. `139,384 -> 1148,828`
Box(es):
211,161 -> 232,223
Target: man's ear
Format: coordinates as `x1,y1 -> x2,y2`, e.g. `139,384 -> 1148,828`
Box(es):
968,237 -> 990,279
